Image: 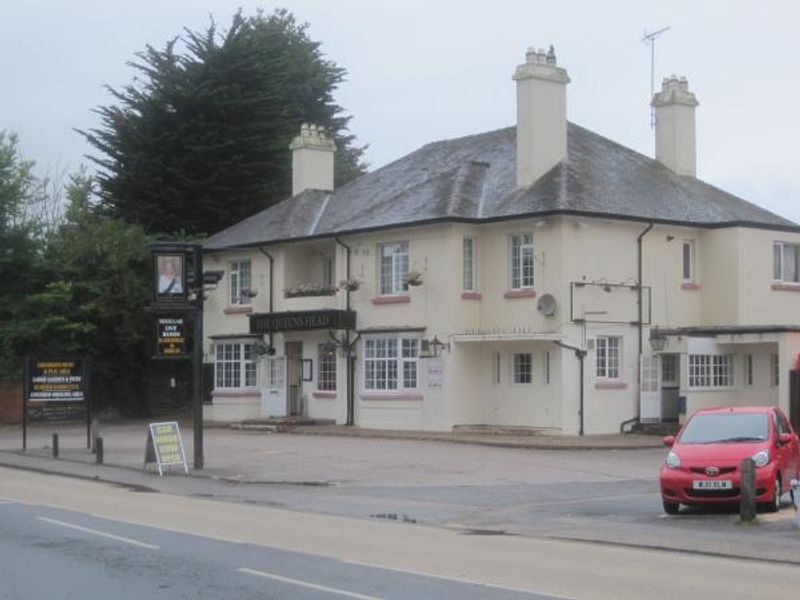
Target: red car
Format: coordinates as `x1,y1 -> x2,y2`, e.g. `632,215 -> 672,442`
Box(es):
659,406 -> 800,515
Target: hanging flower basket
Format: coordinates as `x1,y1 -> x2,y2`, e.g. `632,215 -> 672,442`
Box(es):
339,278 -> 362,292
404,270 -> 425,287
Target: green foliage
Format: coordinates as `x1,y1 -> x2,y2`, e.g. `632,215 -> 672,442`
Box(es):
80,8 -> 367,237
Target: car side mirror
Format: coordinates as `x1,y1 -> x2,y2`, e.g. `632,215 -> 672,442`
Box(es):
778,432 -> 793,445
662,435 -> 676,448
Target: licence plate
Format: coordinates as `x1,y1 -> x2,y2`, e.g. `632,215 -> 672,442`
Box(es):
692,480 -> 732,490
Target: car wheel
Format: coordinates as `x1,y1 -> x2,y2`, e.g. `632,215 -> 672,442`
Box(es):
765,476 -> 782,513
663,500 -> 680,515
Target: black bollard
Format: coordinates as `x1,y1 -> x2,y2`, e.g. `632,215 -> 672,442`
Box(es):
51,433 -> 59,459
740,458 -> 756,522
95,437 -> 103,464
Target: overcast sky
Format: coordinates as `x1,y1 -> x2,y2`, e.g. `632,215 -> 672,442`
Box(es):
3,1 -> 799,222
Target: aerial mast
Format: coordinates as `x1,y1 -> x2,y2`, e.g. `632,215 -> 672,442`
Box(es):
642,26 -> 671,128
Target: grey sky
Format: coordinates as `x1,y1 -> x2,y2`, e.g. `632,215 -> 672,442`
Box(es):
3,1 -> 799,223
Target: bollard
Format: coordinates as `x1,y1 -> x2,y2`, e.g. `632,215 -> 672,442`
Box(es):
792,479 -> 800,528
739,458 -> 756,521
95,437 -> 103,464
51,433 -> 59,459
91,418 -> 99,453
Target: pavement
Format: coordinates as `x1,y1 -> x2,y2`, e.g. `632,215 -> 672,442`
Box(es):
1,419 -> 799,567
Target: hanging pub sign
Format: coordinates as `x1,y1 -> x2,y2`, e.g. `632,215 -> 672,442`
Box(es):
250,309 -> 357,334
156,316 -> 187,358
155,253 -> 187,302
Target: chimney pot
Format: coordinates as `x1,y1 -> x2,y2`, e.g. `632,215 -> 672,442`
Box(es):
290,122 -> 336,195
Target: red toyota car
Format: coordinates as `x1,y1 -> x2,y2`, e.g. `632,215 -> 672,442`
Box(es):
659,406 -> 800,515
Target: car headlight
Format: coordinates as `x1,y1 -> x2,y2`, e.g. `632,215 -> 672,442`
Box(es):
752,450 -> 770,468
666,451 -> 681,469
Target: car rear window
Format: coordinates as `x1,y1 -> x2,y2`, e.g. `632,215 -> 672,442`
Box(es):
678,413 -> 769,444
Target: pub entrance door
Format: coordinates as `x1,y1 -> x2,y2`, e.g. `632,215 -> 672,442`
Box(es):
285,342 -> 304,416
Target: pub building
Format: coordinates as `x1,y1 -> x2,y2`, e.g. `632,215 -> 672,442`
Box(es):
201,49 -> 800,434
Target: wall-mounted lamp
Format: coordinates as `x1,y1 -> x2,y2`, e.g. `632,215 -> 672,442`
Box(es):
420,335 -> 450,358
649,329 -> 667,352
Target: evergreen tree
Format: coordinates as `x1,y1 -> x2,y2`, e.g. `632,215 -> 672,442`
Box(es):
80,9 -> 366,237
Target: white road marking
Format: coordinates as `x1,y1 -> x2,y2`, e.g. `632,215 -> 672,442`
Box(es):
340,560 -> 578,600
237,567 -> 385,600
37,517 -> 160,550
0,496 -> 17,504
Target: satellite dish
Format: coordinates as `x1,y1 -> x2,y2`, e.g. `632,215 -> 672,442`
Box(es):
537,293 -> 557,317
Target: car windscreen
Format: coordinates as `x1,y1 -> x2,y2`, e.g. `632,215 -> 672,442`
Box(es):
678,413 -> 769,444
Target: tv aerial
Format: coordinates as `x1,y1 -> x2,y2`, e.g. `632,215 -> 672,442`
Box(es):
642,26 -> 671,128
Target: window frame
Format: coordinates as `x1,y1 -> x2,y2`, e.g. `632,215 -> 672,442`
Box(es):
229,259 -> 253,306
214,341 -> 257,390
773,241 -> 800,283
322,255 -> 335,289
688,354 -> 734,390
512,352 -> 533,384
744,354 -> 754,387
378,242 -> 409,296
595,336 -> 622,380
682,239 -> 696,283
462,236 -> 477,292
363,336 -> 419,391
317,343 -> 337,392
771,353 -> 780,387
509,233 -> 534,290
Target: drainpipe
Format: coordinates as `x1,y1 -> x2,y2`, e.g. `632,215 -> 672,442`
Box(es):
335,237 -> 355,425
622,222 -> 654,433
555,341 -> 588,436
257,247 -> 274,353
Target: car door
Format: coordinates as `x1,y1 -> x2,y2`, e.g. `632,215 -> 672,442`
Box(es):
775,408 -> 800,478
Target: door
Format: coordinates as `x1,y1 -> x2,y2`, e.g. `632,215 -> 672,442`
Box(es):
640,354 -> 661,423
261,356 -> 286,417
285,342 -> 304,417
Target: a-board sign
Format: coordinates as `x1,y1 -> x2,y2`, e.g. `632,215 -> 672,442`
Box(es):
144,421 -> 189,476
156,316 -> 187,357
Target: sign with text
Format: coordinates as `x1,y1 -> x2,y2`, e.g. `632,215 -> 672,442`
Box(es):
145,421 -> 188,476
156,317 -> 187,357
28,358 -> 85,402
250,310 -> 356,334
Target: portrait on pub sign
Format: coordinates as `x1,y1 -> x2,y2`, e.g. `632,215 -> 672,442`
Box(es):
156,254 -> 185,299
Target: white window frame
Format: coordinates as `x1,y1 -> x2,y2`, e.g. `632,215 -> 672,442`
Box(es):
378,242 -> 409,296
322,255 -> 335,289
744,354 -> 754,387
491,352 -> 501,385
509,233 -> 534,290
682,240 -> 696,282
774,241 -> 800,283
317,343 -> 337,391
512,353 -> 533,384
688,354 -> 734,389
661,354 -> 678,386
363,337 -> 419,391
545,351 -> 550,385
214,341 -> 257,389
596,336 -> 621,380
229,259 -> 252,305
462,236 -> 477,291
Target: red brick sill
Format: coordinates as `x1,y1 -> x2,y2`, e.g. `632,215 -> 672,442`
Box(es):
211,389 -> 260,397
681,282 -> 700,290
595,381 -> 628,390
360,393 -> 424,401
224,305 -> 254,314
461,291 -> 482,300
312,391 -> 337,399
771,283 -> 800,292
503,289 -> 536,299
372,295 -> 411,305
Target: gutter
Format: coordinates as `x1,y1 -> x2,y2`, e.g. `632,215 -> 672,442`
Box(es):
554,341 -> 588,436
257,247 -> 275,353
334,237 -> 355,426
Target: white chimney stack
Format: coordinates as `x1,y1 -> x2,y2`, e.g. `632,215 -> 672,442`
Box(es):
651,75 -> 699,177
513,45 -> 570,188
290,123 -> 336,195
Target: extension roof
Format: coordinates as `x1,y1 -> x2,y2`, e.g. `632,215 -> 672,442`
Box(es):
204,123 -> 798,250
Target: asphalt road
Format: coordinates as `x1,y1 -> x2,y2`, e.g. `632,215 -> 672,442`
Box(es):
0,499 -> 558,600
3,466 -> 800,600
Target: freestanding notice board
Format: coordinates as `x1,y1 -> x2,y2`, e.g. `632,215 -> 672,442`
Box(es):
144,421 -> 189,476
22,357 -> 90,451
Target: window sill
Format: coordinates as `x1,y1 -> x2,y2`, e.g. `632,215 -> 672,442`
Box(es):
595,381 -> 627,390
503,289 -> 536,299
212,389 -> 260,397
224,305 -> 253,314
681,282 -> 700,290
461,291 -> 482,300
360,392 -> 423,401
771,283 -> 800,292
312,391 -> 337,399
372,295 -> 411,305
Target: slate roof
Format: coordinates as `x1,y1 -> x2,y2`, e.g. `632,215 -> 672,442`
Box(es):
204,123 -> 798,250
